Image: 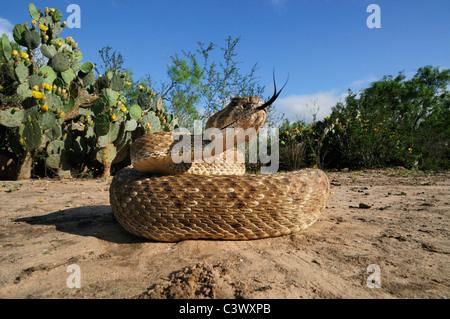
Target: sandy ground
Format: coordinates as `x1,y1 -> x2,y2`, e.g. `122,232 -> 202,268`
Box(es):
0,168 -> 448,299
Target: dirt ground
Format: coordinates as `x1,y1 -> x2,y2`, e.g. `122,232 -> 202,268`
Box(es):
0,168 -> 448,299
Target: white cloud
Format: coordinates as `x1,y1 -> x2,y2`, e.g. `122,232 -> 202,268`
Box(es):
273,74 -> 383,123
348,75 -> 377,91
275,90 -> 347,123
0,17 -> 14,40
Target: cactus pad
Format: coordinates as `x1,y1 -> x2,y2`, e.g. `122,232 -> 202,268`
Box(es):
29,74 -> 44,89
0,108 -> 25,128
23,29 -> 41,50
50,53 -> 70,72
21,118 -> 42,151
15,61 -> 29,83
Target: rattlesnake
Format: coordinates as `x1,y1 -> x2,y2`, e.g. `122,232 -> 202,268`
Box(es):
109,84 -> 330,242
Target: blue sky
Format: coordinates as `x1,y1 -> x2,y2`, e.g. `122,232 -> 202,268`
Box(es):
1,0 -> 449,122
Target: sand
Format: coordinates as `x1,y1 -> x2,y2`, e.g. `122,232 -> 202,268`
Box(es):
0,168 -> 448,299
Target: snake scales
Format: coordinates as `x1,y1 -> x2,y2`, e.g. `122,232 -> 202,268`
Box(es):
109,84 -> 330,242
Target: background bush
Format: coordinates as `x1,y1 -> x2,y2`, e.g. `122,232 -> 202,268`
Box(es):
279,66 -> 449,171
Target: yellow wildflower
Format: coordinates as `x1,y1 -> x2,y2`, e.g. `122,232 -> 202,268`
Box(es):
0,85 -> 3,91
19,138 -> 24,146
313,165 -> 317,169
31,91 -> 44,99
408,148 -> 413,154
121,106 -> 127,112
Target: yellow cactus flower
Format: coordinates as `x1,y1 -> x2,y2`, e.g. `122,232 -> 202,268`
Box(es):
31,91 -> 44,99
120,106 -> 127,112
313,165 -> 317,169
12,50 -> 18,56
20,52 -> 29,59
111,114 -> 117,120
45,7 -> 49,13
139,85 -> 143,90
57,41 -> 63,47
50,8 -> 55,12
0,85 -> 3,91
43,83 -> 52,91
145,123 -> 152,130
41,104 -> 49,112
39,24 -> 48,32
33,85 -> 39,91
126,82 -> 132,86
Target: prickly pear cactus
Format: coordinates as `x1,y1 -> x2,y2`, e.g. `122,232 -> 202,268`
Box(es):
0,3 -> 176,179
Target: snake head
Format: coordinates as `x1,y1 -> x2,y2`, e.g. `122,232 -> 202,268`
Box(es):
205,96 -> 267,133
205,74 -> 287,136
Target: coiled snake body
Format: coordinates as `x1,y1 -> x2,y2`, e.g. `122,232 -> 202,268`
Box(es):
110,88 -> 330,242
